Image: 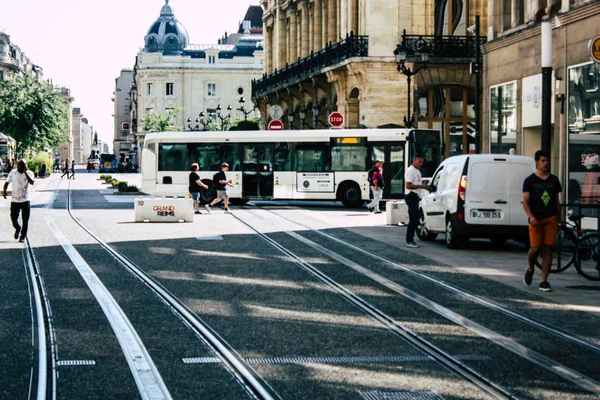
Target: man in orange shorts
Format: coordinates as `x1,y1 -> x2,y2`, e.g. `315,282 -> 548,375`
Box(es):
523,150 -> 562,292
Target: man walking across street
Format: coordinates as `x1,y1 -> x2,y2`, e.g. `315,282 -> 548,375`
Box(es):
61,159 -> 70,179
365,160 -> 384,213
523,150 -> 562,292
189,163 -> 209,215
404,154 -> 431,248
205,162 -> 234,214
70,159 -> 76,180
3,160 -> 35,243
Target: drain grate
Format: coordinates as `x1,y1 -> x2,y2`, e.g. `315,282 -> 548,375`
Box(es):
56,360 -> 96,366
565,285 -> 600,291
182,355 -> 491,365
361,390 -> 445,400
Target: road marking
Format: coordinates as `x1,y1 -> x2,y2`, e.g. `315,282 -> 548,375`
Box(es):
56,360 -> 96,366
182,355 -> 492,365
44,180 -> 172,400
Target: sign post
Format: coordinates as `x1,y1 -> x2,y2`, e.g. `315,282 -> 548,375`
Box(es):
268,119 -> 284,131
329,112 -> 344,128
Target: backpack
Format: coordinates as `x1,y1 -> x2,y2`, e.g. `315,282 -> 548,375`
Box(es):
367,167 -> 378,184
213,172 -> 220,186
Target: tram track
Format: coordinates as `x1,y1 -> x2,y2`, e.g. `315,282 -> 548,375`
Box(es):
234,205 -> 600,397
58,181 -> 280,400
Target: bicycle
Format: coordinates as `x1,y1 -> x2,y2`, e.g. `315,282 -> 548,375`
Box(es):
573,230 -> 600,281
534,214 -> 582,273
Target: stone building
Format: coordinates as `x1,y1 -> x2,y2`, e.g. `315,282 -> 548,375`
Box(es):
132,0 -> 264,157
113,69 -> 134,163
253,0 -> 487,158
482,0 -> 600,207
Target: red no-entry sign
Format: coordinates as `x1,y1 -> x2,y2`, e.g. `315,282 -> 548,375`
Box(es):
329,112 -> 344,128
268,119 -> 284,130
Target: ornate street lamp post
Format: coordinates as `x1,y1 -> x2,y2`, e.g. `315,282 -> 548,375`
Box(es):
216,104 -> 232,131
299,105 -> 313,130
312,104 -> 322,128
287,112 -> 295,130
394,33 -> 430,129
237,97 -> 254,120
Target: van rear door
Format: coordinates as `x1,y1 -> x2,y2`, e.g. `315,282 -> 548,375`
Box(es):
509,157 -> 536,225
464,157 -> 511,226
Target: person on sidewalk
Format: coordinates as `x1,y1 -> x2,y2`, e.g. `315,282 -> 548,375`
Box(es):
523,150 -> 562,292
205,163 -> 234,214
3,160 -> 35,243
404,154 -> 432,248
365,160 -> 384,213
61,159 -> 70,179
70,160 -> 76,180
189,163 -> 209,215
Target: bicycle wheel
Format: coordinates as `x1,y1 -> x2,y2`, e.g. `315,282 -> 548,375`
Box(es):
574,232 -> 600,281
535,226 -> 575,273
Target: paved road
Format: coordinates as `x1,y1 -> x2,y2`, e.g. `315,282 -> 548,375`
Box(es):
1,170 -> 599,399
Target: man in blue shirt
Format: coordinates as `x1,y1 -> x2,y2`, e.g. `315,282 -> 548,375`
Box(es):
205,162 -> 234,214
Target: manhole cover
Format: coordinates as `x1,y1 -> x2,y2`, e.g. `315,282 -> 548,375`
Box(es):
565,285 -> 600,291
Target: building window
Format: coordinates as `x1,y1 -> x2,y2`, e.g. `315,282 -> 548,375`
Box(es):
145,107 -> 154,115
0,71 -> 4,81
208,55 -> 216,64
489,82 -> 517,155
166,82 -> 174,96
208,83 -> 216,97
567,62 -> 600,208
147,83 -> 153,96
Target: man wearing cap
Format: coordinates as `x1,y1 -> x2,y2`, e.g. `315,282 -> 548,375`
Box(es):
366,160 -> 384,213
205,162 -> 234,214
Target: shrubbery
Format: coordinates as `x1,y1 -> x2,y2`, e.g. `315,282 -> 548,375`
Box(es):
26,152 -> 53,177
117,181 -> 139,192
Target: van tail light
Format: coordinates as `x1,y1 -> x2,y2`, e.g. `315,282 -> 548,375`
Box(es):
458,213 -> 464,221
458,175 -> 467,201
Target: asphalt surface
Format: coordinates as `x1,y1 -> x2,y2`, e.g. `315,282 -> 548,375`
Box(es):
1,169 -> 599,399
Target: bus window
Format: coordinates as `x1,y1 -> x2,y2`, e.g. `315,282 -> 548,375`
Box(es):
331,144 -> 366,171
190,144 -> 221,171
159,144 -> 188,171
274,142 -> 291,171
295,143 -> 330,172
221,144 -> 240,171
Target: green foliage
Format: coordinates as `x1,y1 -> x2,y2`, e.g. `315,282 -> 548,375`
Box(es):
0,75 -> 68,156
142,109 -> 182,132
110,179 -> 119,187
230,118 -> 260,131
25,152 -> 52,176
104,175 -> 113,182
118,183 -> 139,193
118,181 -> 128,190
99,174 -> 107,179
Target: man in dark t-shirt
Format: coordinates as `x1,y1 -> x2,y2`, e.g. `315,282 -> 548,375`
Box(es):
205,162 -> 234,214
189,163 -> 208,215
523,150 -> 562,292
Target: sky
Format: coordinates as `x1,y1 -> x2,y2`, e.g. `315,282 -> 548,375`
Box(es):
1,0 -> 259,151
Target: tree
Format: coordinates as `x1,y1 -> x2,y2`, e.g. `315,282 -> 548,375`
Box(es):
142,109 -> 182,132
0,75 -> 68,156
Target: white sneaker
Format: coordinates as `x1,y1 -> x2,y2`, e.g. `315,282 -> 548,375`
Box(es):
406,242 -> 419,248
204,204 -> 211,214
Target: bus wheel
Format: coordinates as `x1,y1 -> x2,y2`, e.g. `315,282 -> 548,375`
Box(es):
200,183 -> 216,204
340,183 -> 363,208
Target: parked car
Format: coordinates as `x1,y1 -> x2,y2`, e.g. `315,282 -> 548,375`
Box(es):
418,154 -> 536,248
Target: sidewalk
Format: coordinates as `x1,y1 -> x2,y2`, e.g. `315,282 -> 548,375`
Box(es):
294,208 -> 600,316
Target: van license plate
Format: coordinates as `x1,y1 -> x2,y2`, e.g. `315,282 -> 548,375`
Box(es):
472,211 -> 501,219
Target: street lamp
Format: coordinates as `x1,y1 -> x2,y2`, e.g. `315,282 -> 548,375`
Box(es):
216,104 -> 232,131
394,31 -> 430,128
312,103 -> 322,128
187,116 -> 201,131
299,105 -> 313,130
287,112 -> 295,130
237,97 -> 254,120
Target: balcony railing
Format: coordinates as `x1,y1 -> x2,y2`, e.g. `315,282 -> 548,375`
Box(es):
399,30 -> 487,62
252,32 -> 368,99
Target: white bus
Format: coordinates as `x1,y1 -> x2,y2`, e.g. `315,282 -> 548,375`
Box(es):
141,128 -> 443,207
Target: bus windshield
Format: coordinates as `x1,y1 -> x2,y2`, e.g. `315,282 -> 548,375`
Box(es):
100,154 -> 116,162
409,129 -> 444,177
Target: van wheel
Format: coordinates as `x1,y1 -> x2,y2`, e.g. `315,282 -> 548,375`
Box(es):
340,183 -> 364,208
446,219 -> 466,249
417,210 -> 438,241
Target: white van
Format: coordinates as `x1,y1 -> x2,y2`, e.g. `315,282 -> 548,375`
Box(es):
418,154 -> 536,248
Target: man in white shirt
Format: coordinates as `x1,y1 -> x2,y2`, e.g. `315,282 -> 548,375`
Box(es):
3,160 -> 35,242
404,154 -> 431,248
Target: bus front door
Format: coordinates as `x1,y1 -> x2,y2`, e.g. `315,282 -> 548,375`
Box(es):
242,145 -> 274,199
368,143 -> 405,199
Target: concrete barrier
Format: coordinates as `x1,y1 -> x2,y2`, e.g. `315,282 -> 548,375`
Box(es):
386,200 -> 409,225
134,197 -> 194,222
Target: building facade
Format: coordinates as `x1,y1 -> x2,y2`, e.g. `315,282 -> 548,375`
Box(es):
253,0 -> 487,158
482,0 -> 600,207
132,0 -> 264,160
113,69 -> 134,162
